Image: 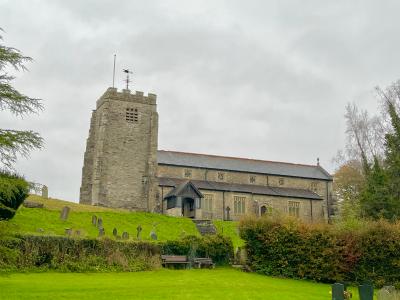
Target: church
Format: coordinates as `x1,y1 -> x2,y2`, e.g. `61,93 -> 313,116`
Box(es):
80,87 -> 333,222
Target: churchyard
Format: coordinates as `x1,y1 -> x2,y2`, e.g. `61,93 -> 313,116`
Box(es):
3,195 -> 397,299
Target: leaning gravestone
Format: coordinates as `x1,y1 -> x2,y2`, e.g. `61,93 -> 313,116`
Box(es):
136,225 -> 142,240
332,283 -> 345,300
122,232 -> 129,240
150,230 -> 157,240
97,218 -> 103,228
113,228 -> 118,237
91,215 -> 97,226
60,206 -> 70,220
65,228 -> 72,236
358,284 -> 374,300
98,227 -> 105,237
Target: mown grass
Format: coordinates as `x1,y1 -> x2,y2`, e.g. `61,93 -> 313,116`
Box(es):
4,195 -> 244,244
4,195 -> 199,241
0,268 -> 368,300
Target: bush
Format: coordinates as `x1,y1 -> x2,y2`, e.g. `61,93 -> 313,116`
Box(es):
0,235 -> 161,272
0,171 -> 29,220
161,234 -> 234,265
239,216 -> 400,287
0,234 -> 234,272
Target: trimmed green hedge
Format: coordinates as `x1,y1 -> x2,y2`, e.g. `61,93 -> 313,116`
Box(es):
161,234 -> 234,265
0,234 -> 233,272
0,171 -> 29,220
0,235 -> 161,272
239,217 -> 400,287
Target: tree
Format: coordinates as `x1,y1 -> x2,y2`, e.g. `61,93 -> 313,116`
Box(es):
333,160 -> 365,220
0,29 -> 43,169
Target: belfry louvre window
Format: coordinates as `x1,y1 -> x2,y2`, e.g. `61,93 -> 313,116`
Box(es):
234,196 -> 246,214
126,108 -> 138,123
288,201 -> 300,217
203,194 -> 213,211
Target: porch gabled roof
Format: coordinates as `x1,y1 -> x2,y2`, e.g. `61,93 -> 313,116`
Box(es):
164,180 -> 203,199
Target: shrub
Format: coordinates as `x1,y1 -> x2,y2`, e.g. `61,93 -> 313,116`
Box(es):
239,216 -> 400,287
0,171 -> 29,220
161,234 -> 234,265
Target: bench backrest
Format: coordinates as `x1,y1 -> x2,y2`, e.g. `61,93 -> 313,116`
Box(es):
161,255 -> 188,262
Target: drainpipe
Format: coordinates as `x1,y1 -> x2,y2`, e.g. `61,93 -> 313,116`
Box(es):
222,191 -> 225,221
326,181 -> 330,223
310,199 -> 313,223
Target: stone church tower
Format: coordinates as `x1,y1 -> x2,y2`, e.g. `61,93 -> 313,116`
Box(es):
80,87 -> 159,211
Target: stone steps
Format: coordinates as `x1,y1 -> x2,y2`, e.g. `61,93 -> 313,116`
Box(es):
192,219 -> 217,235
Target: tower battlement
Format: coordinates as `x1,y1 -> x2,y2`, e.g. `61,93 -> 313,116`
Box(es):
96,87 -> 157,109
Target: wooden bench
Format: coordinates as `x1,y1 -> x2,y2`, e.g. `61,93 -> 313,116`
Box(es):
193,257 -> 215,269
161,255 -> 190,268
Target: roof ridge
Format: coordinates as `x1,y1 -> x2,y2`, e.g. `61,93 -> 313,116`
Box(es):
158,149 -> 319,168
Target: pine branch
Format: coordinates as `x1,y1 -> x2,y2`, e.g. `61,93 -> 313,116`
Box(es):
0,129 -> 43,169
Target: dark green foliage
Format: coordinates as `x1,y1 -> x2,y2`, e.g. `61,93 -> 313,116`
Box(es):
0,171 -> 29,220
359,159 -> 398,220
0,235 -> 161,272
161,234 -> 234,265
0,234 -> 234,272
0,29 -> 43,168
239,217 -> 400,287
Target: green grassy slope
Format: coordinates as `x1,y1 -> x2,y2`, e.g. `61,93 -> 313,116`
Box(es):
0,268 -> 368,300
213,220 -> 244,249
5,195 -> 199,241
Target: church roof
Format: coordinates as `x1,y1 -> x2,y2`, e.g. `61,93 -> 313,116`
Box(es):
158,177 -> 323,200
157,150 -> 332,181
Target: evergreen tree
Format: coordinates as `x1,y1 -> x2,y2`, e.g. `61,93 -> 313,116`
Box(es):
384,100 -> 400,207
0,29 -> 43,169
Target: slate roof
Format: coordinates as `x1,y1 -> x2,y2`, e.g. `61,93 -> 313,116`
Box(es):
164,181 -> 203,198
157,150 -> 332,181
158,177 -> 323,200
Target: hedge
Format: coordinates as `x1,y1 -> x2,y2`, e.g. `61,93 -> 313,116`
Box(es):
0,234 -> 233,272
0,171 -> 29,220
239,216 -> 400,287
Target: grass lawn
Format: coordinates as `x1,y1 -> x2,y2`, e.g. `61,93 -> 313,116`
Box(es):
4,195 -> 244,245
4,195 -> 199,241
0,268 -> 367,300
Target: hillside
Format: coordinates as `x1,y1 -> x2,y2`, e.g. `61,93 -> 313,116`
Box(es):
3,195 -> 244,247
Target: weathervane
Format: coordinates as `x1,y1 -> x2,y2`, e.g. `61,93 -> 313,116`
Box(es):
123,69 -> 133,90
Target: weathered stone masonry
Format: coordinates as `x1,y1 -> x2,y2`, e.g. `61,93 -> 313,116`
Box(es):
80,87 -> 333,222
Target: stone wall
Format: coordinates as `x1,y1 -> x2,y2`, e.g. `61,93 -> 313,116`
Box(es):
157,164 -> 330,222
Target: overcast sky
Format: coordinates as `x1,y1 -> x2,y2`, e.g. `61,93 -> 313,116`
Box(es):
1,0 -> 399,201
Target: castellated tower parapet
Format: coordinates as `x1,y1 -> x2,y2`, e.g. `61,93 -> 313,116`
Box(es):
80,87 -> 159,211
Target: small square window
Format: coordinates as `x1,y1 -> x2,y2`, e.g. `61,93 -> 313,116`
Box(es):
184,169 -> 192,178
217,172 -> 225,181
279,178 -> 284,186
249,176 -> 256,184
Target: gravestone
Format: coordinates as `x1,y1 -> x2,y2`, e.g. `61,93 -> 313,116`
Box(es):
113,228 -> 118,237
359,284 -> 373,300
41,185 -> 48,199
136,225 -> 142,240
75,230 -> 81,236
122,232 -> 129,240
23,201 -> 44,208
377,286 -> 398,300
65,228 -> 72,236
332,283 -> 345,300
150,230 -> 157,240
91,215 -> 97,226
226,206 -> 231,221
97,218 -> 103,229
60,206 -> 70,220
98,227 -> 105,237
